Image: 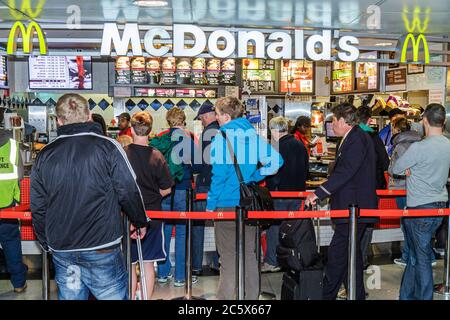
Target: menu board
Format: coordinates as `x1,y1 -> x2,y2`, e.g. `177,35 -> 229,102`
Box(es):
355,52 -> 378,91
220,59 -> 236,85
242,59 -> 276,92
161,57 -> 177,85
280,60 -> 314,93
146,58 -> 160,84
385,68 -> 407,91
206,58 -> 221,85
191,58 -> 206,85
29,56 -> 93,89
131,57 -> 146,84
332,61 -> 353,94
115,57 -> 131,84
177,58 -> 192,85
0,56 -> 7,88
134,87 -> 216,98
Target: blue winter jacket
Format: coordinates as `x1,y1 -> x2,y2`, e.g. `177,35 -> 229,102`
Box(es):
206,117 -> 283,211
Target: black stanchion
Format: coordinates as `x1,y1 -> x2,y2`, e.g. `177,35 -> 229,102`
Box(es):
236,206 -> 246,300
255,221 -> 276,300
173,189 -> 204,300
41,249 -> 50,300
347,204 -> 358,301
125,217 -> 132,299
434,216 -> 450,298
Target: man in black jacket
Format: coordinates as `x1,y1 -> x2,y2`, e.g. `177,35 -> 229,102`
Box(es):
30,94 -> 148,300
264,116 -> 308,272
306,103 -> 378,300
356,106 -> 389,271
192,103 -> 220,275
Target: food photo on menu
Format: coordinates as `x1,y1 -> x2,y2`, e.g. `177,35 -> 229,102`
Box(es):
161,57 -> 177,85
115,57 -> 131,84
146,58 -> 161,84
68,56 -> 93,89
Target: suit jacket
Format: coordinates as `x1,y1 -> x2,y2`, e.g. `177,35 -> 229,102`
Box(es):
315,126 -> 378,224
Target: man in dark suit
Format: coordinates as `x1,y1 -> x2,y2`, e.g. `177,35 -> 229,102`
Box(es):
306,103 -> 378,300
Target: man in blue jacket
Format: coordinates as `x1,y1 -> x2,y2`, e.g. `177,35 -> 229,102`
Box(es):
306,103 -> 378,300
207,96 -> 283,300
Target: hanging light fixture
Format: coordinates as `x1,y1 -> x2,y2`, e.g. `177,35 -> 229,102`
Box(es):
133,0 -> 169,7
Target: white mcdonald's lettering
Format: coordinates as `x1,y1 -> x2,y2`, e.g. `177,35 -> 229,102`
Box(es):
217,212 -> 224,218
324,210 -> 331,217
288,211 -> 295,217
403,209 -> 409,216
100,23 -> 360,62
438,209 -> 445,215
179,211 -> 187,218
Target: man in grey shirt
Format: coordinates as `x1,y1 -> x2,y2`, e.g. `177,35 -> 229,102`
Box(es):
392,104 -> 450,300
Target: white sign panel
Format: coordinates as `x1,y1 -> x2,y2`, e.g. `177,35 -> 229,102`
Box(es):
100,23 -> 360,62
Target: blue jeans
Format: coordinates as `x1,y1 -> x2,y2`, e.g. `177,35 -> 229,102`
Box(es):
157,189 -> 187,282
399,202 -> 446,300
0,220 -> 27,289
192,186 -> 208,271
52,246 -> 128,300
397,197 -> 435,263
265,199 -> 301,267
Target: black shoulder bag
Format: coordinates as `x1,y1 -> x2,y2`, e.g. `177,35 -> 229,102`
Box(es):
221,131 -> 274,212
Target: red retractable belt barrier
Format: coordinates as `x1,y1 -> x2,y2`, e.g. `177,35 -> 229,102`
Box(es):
247,210 -> 349,219
361,208 -> 450,218
195,190 -> 407,200
146,210 -> 235,220
0,205 -> 31,220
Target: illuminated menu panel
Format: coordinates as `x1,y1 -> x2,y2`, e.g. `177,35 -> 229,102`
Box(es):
29,56 -> 93,89
0,56 -> 7,88
242,59 -> 276,92
355,52 -> 378,92
280,60 -> 313,93
331,61 -> 353,94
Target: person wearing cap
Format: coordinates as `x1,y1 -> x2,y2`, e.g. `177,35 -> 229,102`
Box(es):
117,112 -> 132,138
378,108 -> 406,156
291,116 -> 316,155
191,102 -> 220,276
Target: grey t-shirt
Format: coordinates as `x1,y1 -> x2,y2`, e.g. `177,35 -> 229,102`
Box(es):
392,135 -> 450,208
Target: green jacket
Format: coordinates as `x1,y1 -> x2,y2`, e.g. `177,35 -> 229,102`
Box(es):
149,132 -> 184,183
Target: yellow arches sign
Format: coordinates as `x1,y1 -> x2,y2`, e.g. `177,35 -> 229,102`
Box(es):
6,21 -> 47,55
400,6 -> 430,64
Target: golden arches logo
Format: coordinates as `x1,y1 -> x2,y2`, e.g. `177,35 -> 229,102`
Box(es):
402,6 -> 430,33
9,0 -> 46,20
400,6 -> 430,64
7,21 -> 47,55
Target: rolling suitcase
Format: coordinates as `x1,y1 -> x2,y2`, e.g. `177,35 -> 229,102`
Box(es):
281,267 -> 324,300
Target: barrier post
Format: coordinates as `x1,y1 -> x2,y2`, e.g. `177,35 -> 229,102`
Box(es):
236,206 -> 246,300
173,189 -> 203,300
41,249 -> 50,300
136,228 -> 148,300
434,216 -> 450,297
347,204 -> 358,301
126,218 -> 132,299
255,221 -> 276,300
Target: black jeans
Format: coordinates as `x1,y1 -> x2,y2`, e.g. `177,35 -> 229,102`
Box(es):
324,223 -> 367,300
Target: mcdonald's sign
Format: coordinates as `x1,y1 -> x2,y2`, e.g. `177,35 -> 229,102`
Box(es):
400,6 -> 430,64
9,0 -> 46,20
7,21 -> 47,55
400,33 -> 430,64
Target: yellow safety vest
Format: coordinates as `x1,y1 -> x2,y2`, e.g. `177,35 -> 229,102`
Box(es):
0,139 -> 21,208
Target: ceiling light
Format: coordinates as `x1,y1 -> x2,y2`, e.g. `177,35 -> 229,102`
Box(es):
375,42 -> 393,46
133,0 -> 169,7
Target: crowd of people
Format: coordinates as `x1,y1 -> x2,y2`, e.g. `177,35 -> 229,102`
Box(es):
0,93 -> 449,301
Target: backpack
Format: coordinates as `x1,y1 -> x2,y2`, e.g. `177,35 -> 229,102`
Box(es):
221,131 -> 274,212
276,216 -> 322,271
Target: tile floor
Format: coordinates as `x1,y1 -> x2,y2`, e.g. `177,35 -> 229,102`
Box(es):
0,260 -> 449,300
